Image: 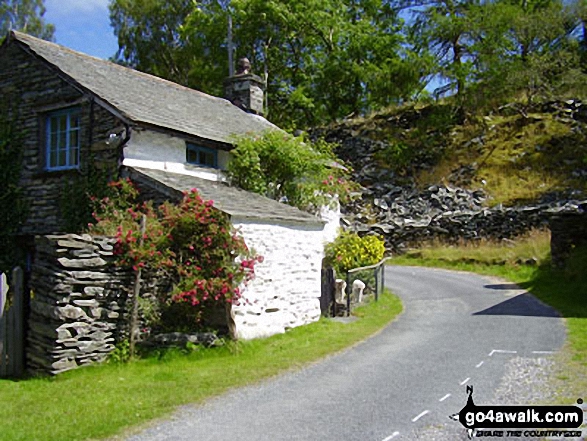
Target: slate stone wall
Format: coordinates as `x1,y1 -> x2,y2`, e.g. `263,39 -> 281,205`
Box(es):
0,42 -> 123,236
28,234 -> 131,374
549,212 -> 587,268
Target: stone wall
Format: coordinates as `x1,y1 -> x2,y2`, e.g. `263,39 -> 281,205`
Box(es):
28,234 -> 131,374
344,184 -> 587,253
549,207 -> 587,268
231,218 -> 324,340
0,42 -> 123,235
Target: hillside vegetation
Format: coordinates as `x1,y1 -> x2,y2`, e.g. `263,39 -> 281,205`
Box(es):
315,99 -> 587,207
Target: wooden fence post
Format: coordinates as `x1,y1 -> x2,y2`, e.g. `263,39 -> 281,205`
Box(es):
0,268 -> 25,377
129,215 -> 146,359
11,267 -> 24,377
0,272 -> 7,376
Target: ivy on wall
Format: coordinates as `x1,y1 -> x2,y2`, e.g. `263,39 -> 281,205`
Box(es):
0,103 -> 28,273
59,157 -> 113,233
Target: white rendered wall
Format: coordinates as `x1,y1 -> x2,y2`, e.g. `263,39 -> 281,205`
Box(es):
231,218 -> 325,340
122,129 -> 230,181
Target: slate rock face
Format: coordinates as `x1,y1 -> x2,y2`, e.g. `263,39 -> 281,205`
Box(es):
342,184 -> 587,253
309,101 -> 587,251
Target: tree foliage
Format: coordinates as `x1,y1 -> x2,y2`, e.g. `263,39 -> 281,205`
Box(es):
110,0 -> 424,128
109,0 -> 587,126
0,0 -> 54,40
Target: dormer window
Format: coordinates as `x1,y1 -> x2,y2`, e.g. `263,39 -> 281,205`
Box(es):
46,108 -> 80,170
186,143 -> 218,168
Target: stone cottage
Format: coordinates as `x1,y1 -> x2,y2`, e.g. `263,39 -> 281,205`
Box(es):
0,31 -> 339,341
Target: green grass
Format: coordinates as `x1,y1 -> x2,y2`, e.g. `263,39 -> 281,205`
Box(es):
391,235 -> 587,405
0,292 -> 402,441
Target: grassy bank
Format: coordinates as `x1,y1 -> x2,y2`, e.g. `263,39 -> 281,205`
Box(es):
0,292 -> 401,441
391,230 -> 586,404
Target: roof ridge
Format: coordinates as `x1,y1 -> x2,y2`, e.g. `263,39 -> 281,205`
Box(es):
10,30 -> 225,105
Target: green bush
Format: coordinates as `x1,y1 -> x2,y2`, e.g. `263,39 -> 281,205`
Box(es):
228,130 -> 356,211
325,231 -> 385,275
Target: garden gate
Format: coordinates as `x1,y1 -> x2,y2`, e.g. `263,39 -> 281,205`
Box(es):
0,267 -> 25,377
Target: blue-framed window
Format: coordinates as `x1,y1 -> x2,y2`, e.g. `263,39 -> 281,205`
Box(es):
186,143 -> 218,168
46,108 -> 81,170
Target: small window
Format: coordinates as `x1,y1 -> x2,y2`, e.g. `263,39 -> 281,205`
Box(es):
45,108 -> 81,170
186,143 -> 218,168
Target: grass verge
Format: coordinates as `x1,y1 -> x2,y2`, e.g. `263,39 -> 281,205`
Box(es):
390,233 -> 586,406
0,292 -> 402,441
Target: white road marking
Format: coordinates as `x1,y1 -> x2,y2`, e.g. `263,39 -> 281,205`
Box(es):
488,349 -> 517,356
412,410 -> 429,422
460,377 -> 470,385
476,361 -> 484,368
532,351 -> 555,354
381,432 -> 400,441
439,394 -> 451,402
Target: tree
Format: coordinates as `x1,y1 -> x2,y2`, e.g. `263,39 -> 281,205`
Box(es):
0,0 -> 54,40
407,0 -> 478,97
468,0 -> 584,106
110,0 -> 422,129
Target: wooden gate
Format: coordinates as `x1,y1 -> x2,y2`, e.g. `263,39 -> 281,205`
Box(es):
0,267 -> 25,377
320,267 -> 335,317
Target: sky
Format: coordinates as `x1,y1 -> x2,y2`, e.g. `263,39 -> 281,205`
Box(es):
44,0 -> 118,60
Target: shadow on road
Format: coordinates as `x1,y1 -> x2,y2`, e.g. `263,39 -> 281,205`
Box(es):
473,293 -> 560,318
483,283 -> 522,290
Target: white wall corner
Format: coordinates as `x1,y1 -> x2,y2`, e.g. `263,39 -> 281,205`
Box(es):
231,219 -> 325,340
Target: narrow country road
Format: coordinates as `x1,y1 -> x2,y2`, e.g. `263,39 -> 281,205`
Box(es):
127,266 -> 566,441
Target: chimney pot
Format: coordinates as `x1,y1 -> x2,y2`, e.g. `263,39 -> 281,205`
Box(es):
225,58 -> 265,116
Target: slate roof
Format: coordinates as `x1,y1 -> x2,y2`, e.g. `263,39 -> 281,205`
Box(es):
127,167 -> 324,225
7,31 -> 277,144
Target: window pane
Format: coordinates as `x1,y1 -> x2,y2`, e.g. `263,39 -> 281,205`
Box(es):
59,131 -> 66,149
70,148 -> 79,166
201,151 -> 215,167
187,147 -> 198,164
70,114 -> 80,129
50,117 -> 58,133
50,133 -> 58,151
69,129 -> 79,149
58,115 -> 67,132
58,149 -> 67,166
49,150 -> 58,168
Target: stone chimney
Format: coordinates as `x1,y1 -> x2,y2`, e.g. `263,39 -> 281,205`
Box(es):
224,57 -> 265,116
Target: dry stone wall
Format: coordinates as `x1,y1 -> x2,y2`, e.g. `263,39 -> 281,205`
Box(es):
28,234 -> 131,374
344,185 -> 587,253
548,206 -> 587,268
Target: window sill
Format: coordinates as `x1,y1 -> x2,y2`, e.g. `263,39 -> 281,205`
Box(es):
33,168 -> 81,179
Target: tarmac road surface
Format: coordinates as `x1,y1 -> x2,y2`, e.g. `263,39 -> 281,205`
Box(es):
127,266 -> 566,441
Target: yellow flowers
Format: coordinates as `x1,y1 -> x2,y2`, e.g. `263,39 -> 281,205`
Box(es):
325,231 -> 385,274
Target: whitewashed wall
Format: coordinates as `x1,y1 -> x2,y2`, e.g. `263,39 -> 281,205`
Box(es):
231,218 -> 325,340
123,129 -> 230,181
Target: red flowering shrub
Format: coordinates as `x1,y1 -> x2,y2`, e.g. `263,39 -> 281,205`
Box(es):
89,179 -> 261,331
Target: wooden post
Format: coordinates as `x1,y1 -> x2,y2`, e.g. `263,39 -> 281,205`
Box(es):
374,266 -> 379,302
0,272 -> 7,376
10,267 -> 24,377
129,215 -> 146,359
346,272 -> 351,317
